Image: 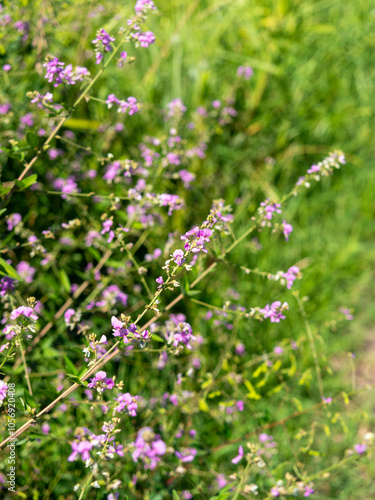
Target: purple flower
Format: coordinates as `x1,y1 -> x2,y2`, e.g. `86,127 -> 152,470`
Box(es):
259,199 -> 282,221
166,98 -> 187,119
2,64 -> 11,72
6,213 -> 22,231
173,249 -> 185,266
68,440 -> 95,462
304,486 -> 315,497
274,346 -> 283,355
339,307 -> 354,321
216,474 -> 227,489
282,220 -> 293,241
235,343 -> 246,355
270,487 -> 280,497
131,427 -> 167,470
137,31 -> 155,48
307,164 -> 321,174
10,306 -> 38,322
237,65 -> 253,80
231,445 -> 244,464
0,103 -> 11,114
92,29 -> 115,53
114,393 -> 138,416
135,0 -> 156,12
175,447 -> 197,463
0,380 -> 8,403
282,265 -> 300,289
354,444 -> 367,455
159,193 -> 183,215
259,301 -> 288,322
156,276 -> 164,285
43,57 -> 89,87
64,308 -> 75,324
179,169 -> 196,188
41,423 -> 50,435
88,371 -> 114,393
117,51 -> 128,67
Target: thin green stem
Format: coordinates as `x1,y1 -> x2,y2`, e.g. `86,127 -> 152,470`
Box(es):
294,291 -> 324,399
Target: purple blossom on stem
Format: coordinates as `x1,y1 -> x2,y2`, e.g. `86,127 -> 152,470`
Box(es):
0,381 -> 8,404
131,427 -> 167,470
135,0 -> 156,12
259,301 -> 289,322
10,306 -> 38,322
175,447 -> 197,463
237,65 -> 254,79
304,486 -> 315,497
6,213 -> 22,231
92,28 -> 115,57
87,371 -> 114,392
259,199 -> 282,221
354,444 -> 367,455
282,220 -> 293,241
114,393 -> 138,416
282,266 -> 300,289
68,440 -> 96,462
137,31 -> 156,48
172,249 -> 185,266
231,445 -> 244,464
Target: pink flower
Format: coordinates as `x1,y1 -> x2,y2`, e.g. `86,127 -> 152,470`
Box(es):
282,220 -> 293,241
354,444 -> 367,455
10,306 -> 38,322
173,249 -> 185,266
231,445 -> 244,464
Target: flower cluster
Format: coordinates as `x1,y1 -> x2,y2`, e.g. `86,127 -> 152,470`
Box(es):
164,317 -> 196,350
87,370 -> 115,393
258,199 -> 282,224
43,56 -> 90,87
251,301 -> 289,322
181,215 -> 216,254
10,306 -> 38,322
296,151 -> 346,188
92,29 -> 115,64
111,316 -> 151,345
282,266 -> 300,289
237,65 -> 254,80
131,427 -> 167,470
0,380 -> 8,405
113,392 -> 139,416
106,94 -> 140,115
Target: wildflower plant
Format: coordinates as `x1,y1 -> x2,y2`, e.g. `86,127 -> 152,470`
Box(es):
0,1 -> 373,499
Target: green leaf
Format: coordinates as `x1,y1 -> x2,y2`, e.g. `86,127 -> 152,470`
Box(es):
0,257 -> 22,280
64,355 -> 78,376
59,269 -> 71,293
15,174 -> 38,191
21,174 -> 38,189
172,491 -> 181,500
26,132 -> 39,148
151,333 -> 165,343
66,374 -> 86,386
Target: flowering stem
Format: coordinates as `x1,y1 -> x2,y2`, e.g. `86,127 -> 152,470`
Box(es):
232,459 -> 252,500
304,454 -> 357,482
1,38 -> 126,208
